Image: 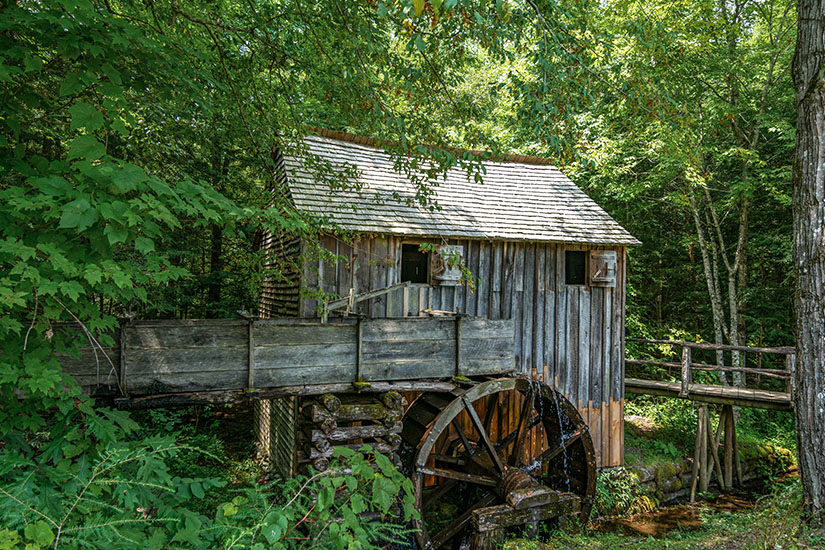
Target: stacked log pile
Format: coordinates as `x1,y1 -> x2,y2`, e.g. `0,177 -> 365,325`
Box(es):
296,391 -> 408,472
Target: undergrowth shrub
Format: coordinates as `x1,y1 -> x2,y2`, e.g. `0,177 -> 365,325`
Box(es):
0,403 -> 416,550
744,479 -> 825,550
594,467 -> 655,517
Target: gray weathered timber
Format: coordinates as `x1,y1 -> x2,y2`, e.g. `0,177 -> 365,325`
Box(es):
61,317 -> 515,396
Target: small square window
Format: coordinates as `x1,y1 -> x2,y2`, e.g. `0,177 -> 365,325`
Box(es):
401,244 -> 429,283
565,251 -> 587,285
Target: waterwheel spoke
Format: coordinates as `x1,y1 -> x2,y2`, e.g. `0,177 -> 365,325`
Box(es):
431,453 -> 467,466
462,396 -> 506,474
482,392 -> 499,432
496,415 -> 543,450
416,465 -> 498,487
510,387 -> 535,466
429,493 -> 497,549
451,418 -> 475,458
535,425 -> 587,465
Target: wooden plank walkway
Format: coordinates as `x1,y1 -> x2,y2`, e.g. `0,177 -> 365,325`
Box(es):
625,338 -> 793,411
625,378 -> 791,411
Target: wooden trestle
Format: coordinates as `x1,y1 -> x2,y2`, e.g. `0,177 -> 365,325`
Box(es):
625,338 -> 795,500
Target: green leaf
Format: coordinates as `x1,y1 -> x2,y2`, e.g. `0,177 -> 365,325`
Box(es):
413,0 -> 425,16
59,72 -> 84,96
68,103 -> 104,131
67,135 -> 105,160
23,522 -> 54,547
59,199 -> 98,231
132,236 -> 154,254
220,502 -> 238,517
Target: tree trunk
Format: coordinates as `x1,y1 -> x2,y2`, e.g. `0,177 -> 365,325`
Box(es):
206,223 -> 223,316
792,0 -> 825,528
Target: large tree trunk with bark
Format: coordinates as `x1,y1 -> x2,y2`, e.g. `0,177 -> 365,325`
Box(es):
792,0 -> 825,528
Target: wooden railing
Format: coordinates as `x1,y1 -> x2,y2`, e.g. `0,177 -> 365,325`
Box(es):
626,338 -> 796,399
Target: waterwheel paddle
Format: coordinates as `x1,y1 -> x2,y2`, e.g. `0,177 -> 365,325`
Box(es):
401,377 -> 596,549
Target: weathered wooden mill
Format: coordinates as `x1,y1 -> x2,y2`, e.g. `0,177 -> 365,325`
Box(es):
60,130 -> 638,548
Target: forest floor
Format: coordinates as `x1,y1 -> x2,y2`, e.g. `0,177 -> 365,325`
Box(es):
506,484 -> 825,549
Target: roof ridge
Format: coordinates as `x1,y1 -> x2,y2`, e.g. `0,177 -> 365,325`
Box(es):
306,128 -> 559,167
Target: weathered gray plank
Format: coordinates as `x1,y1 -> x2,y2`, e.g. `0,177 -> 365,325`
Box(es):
254,324 -> 356,346
466,240 -> 478,316
491,242 -> 503,320
59,349 -> 121,377
462,318 -> 515,339
361,318 -> 455,342
555,245 -> 567,395
354,238 -> 371,315
460,337 -> 513,359
567,287 -> 579,402
612,248 -> 626,401
544,244 -> 555,385
371,236 -> 388,318
125,347 -> 246,375
502,242 -> 514,320
477,241 -> 490,316
603,287 -> 613,403
336,239 -> 353,296
255,365 -> 356,387
512,243 -> 524,371
320,234 -> 338,301
535,243 -> 546,378
301,240 -> 319,317
360,359 -> 456,381
255,343 -> 356,369
361,340 -> 454,362
590,286 -> 603,406
124,325 -> 246,349
579,285 -> 591,408
522,243 -> 535,372
460,358 -> 514,376
127,370 -> 247,393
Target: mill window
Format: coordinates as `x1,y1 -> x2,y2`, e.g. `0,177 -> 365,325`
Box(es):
565,250 -> 588,285
401,244 -> 429,284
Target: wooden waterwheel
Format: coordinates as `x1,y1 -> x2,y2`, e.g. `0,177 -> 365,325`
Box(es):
401,378 -> 596,549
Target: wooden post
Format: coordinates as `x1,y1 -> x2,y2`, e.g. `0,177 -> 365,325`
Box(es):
247,318 -> 255,390
733,415 -> 743,487
254,398 -> 272,463
786,354 -> 796,397
690,403 -> 705,502
356,318 -> 363,382
698,404 -> 709,493
705,410 -> 726,491
455,316 -> 463,377
680,345 -> 692,397
119,318 -> 129,395
723,404 -> 734,490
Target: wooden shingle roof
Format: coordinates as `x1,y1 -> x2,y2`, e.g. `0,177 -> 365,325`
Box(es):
283,133 -> 640,246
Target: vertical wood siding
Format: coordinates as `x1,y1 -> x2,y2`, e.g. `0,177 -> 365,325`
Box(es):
300,235 -> 627,466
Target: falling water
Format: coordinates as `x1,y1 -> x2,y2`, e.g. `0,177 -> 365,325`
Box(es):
549,389 -> 572,491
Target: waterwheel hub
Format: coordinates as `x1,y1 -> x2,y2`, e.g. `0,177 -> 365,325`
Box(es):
497,466 -> 538,500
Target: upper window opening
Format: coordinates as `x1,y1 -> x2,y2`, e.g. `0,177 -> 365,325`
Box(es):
565,250 -> 587,285
401,244 -> 429,284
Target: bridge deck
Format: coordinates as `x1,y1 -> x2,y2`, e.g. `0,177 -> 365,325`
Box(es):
625,378 -> 791,411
